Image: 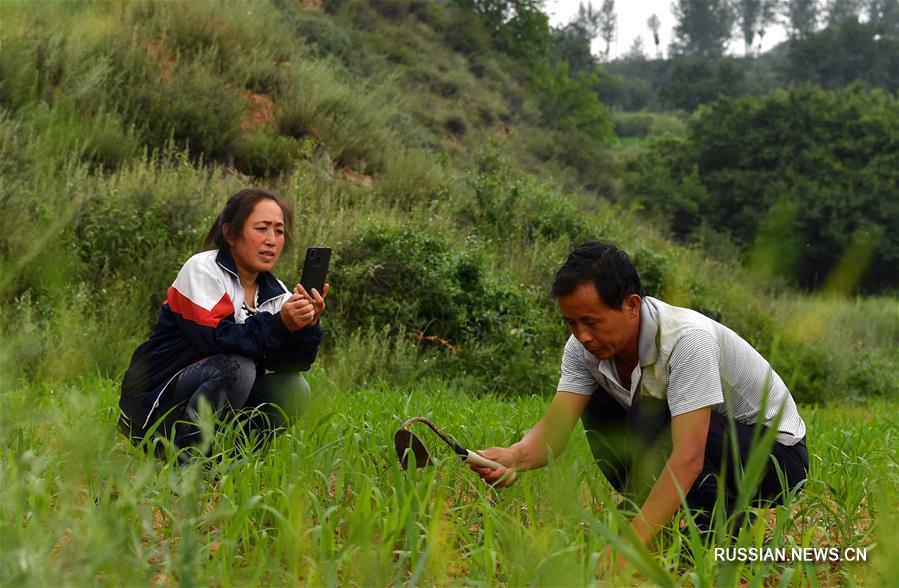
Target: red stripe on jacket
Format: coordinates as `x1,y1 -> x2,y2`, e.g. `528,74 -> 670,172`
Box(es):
166,287 -> 235,328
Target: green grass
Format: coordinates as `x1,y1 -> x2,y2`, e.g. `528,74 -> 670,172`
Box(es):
2,372 -> 896,586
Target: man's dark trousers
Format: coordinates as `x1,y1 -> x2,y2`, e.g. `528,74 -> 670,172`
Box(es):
580,389 -> 809,529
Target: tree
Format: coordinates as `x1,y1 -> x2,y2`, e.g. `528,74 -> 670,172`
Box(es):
866,0 -> 899,27
625,36 -> 647,60
736,0 -> 763,55
783,19 -> 899,91
826,0 -> 864,24
553,2 -> 600,77
687,86 -> 899,291
553,24 -> 595,76
670,0 -> 735,57
660,58 -> 746,110
598,0 -> 617,60
755,0 -> 780,54
647,13 -> 662,57
454,0 -> 552,60
784,0 -> 819,37
575,2 -> 601,39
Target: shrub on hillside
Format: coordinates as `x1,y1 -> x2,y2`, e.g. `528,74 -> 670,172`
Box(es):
460,146 -> 589,244
140,0 -> 295,73
432,5 -> 492,57
68,152 -> 239,314
131,58 -> 244,160
845,349 -> 897,397
277,61 -> 400,172
648,113 -> 687,137
287,8 -> 358,65
232,133 -> 315,178
330,223 -> 561,393
0,111 -> 30,177
770,343 -> 835,405
528,61 -> 613,142
31,107 -> 139,172
377,148 -> 449,209
333,225 -> 497,340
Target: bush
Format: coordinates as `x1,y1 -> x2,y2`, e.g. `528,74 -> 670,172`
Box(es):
648,113 -> 687,137
277,60 -> 400,172
622,134 -> 709,237
24,107 -> 139,172
377,148 -> 448,209
288,9 -> 358,65
433,6 -> 492,57
460,146 -> 590,244
844,350 -> 898,397
0,110 -> 30,178
660,57 -> 746,111
133,57 -> 244,160
611,110 -> 688,140
142,0 -> 294,72
770,343 -> 836,404
332,224 -> 487,340
330,223 -> 561,393
232,133 -> 314,178
612,111 -> 655,138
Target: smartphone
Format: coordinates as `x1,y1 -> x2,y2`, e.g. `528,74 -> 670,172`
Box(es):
300,246 -> 331,296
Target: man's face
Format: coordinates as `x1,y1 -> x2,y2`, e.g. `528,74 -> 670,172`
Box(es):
557,283 -> 641,361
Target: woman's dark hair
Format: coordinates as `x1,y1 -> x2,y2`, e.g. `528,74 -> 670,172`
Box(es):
550,240 -> 644,308
203,188 -> 294,251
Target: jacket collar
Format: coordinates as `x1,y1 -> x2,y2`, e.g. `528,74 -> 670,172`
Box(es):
215,248 -> 289,306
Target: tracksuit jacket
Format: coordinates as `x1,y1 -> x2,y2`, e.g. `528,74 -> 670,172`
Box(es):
119,248 -> 322,431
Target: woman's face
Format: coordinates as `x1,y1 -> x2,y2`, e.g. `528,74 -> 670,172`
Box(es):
226,199 -> 285,277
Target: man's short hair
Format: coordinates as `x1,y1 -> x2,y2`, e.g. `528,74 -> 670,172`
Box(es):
550,240 -> 644,308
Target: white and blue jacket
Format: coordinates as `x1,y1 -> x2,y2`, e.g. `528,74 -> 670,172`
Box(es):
119,248 -> 322,430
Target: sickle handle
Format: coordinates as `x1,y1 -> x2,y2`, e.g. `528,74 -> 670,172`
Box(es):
462,450 -> 518,484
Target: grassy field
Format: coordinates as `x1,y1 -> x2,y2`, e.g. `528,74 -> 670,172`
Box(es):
2,372 -> 896,587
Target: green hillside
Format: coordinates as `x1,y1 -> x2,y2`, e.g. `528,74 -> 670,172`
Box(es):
1,0 -> 894,400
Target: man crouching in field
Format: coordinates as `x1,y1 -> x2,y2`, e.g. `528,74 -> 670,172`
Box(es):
470,240 -> 809,565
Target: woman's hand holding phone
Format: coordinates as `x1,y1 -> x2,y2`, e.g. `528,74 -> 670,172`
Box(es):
294,283 -> 330,325
280,295 -> 316,331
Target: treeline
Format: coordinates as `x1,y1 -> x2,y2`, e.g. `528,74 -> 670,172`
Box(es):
600,18 -> 899,112
557,0 -> 899,111
624,86 -> 899,292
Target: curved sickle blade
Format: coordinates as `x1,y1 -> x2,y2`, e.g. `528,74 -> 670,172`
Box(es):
394,428 -> 432,470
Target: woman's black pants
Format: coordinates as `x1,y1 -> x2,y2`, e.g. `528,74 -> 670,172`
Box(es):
124,353 -> 311,450
581,390 -> 808,529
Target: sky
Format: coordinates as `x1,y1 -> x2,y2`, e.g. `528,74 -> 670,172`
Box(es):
543,0 -> 789,60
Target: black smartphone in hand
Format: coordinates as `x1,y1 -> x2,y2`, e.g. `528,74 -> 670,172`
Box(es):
300,246 -> 331,296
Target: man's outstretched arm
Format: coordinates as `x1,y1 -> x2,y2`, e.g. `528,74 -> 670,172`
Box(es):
628,407 -> 710,544
470,391 -> 591,486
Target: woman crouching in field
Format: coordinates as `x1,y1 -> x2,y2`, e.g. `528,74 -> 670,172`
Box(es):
118,188 -> 328,455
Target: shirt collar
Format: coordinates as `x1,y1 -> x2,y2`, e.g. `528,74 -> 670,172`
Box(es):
638,296 -> 660,367
215,248 -> 289,305
588,296 -> 661,383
